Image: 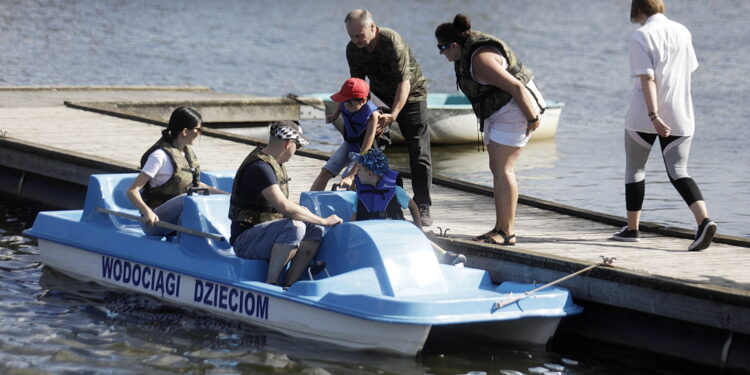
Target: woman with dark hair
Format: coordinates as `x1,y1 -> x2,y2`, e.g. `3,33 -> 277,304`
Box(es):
127,106 -> 225,236
434,14 -> 545,245
612,0 -> 716,251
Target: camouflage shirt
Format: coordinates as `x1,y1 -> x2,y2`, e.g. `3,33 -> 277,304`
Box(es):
346,27 -> 427,107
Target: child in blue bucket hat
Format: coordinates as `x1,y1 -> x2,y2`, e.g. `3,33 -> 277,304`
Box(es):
349,148 -> 390,177
350,149 -> 466,266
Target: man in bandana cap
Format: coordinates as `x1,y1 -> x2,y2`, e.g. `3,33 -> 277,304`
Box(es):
229,121 -> 343,287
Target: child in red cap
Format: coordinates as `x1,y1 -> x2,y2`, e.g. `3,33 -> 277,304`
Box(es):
310,77 -> 389,191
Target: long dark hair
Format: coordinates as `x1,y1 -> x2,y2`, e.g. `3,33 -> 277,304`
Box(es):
435,13 -> 472,45
162,106 -> 202,141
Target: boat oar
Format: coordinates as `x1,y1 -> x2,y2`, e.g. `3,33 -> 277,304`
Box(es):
492,256 -> 615,312
286,93 -> 326,111
96,207 -> 226,242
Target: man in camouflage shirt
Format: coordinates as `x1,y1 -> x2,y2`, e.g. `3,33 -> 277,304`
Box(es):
344,9 -> 434,226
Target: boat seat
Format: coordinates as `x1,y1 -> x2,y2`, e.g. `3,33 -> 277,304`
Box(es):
75,173 -> 266,281
81,173 -> 142,231
312,221 -> 449,297
81,171 -> 235,232
299,190 -> 357,226
200,170 -> 236,193
296,191 -> 451,297
179,194 -> 232,251
231,258 -> 268,281
179,193 -> 270,281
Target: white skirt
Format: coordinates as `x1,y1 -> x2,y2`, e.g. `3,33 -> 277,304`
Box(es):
482,80 -> 546,148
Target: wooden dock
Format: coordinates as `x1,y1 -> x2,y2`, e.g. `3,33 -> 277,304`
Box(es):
2,87 -> 749,370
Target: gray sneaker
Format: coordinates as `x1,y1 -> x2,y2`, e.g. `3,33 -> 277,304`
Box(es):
611,226 -> 640,242
688,218 -> 717,251
418,204 -> 432,227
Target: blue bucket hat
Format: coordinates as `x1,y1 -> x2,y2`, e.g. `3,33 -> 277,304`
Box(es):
349,149 -> 389,176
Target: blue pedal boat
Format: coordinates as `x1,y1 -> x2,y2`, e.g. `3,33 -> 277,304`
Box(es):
24,172 -> 582,355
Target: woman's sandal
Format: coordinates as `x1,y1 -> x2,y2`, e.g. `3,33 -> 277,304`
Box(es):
472,228 -> 501,242
483,230 -> 516,246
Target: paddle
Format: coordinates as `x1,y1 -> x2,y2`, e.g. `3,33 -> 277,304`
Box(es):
492,256 -> 615,312
96,207 -> 226,242
286,93 -> 326,111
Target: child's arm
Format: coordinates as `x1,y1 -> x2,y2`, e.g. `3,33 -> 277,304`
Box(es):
340,163 -> 359,189
359,111 -> 380,154
407,198 -> 423,230
326,107 -> 341,123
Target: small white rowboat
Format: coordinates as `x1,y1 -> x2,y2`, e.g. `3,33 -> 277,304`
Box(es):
310,93 -> 564,145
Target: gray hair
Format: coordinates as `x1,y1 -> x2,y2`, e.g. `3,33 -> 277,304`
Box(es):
344,9 -> 374,27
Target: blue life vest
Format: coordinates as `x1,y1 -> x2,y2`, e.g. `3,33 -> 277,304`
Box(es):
355,169 -> 405,221
341,100 -> 379,152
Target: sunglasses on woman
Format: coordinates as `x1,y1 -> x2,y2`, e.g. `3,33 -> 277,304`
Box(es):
437,42 -> 453,52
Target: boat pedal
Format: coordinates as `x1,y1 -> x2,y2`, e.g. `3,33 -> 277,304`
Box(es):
307,260 -> 330,280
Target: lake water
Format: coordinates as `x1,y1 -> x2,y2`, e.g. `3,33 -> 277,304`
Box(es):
1,0 -> 748,373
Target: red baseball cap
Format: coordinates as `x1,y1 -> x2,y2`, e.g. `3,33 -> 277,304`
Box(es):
330,78 -> 369,102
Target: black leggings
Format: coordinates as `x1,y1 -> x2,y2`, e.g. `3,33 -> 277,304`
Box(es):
624,130 -> 704,211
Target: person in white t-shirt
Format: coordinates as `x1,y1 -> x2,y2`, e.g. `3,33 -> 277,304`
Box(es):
612,0 -> 717,251
126,107 -> 226,236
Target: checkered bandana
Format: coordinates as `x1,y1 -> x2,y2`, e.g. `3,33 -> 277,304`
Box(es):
270,121 -> 309,147
349,148 -> 390,176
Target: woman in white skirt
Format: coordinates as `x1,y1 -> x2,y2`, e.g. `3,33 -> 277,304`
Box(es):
435,14 -> 545,245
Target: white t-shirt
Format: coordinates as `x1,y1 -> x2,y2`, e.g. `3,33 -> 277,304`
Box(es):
625,13 -> 698,136
141,149 -> 175,187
